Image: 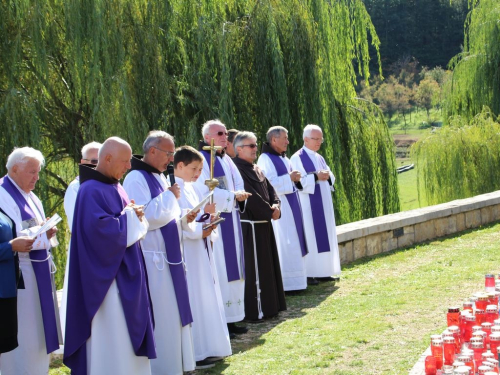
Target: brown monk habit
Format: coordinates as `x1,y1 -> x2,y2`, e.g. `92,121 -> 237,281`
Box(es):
232,156 -> 287,321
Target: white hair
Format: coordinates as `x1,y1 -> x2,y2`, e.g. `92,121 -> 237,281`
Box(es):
201,119 -> 226,138
6,147 -> 45,171
81,141 -> 102,159
303,124 -> 322,139
142,131 -> 174,154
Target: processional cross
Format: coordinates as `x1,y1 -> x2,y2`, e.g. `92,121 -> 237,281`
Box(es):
203,138 -> 223,204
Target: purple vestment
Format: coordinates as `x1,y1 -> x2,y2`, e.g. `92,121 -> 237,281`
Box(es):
201,151 -> 244,282
263,153 -> 308,257
136,169 -> 193,326
297,149 -> 331,253
63,174 -> 156,374
0,176 -> 60,353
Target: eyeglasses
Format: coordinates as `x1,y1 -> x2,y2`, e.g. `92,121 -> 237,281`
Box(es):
308,137 -> 324,143
240,144 -> 258,149
153,146 -> 175,157
83,158 -> 98,164
211,131 -> 228,137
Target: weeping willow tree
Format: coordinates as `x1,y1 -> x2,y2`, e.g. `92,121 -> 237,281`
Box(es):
444,0 -> 500,121
0,0 -> 399,287
413,0 -> 500,205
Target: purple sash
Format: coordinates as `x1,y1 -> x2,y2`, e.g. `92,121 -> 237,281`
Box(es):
264,153 -> 308,257
297,149 -> 331,253
137,170 -> 193,326
0,176 -> 60,353
201,152 -> 244,282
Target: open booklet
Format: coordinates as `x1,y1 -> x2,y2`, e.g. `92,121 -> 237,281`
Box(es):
30,214 -> 63,238
179,191 -> 214,222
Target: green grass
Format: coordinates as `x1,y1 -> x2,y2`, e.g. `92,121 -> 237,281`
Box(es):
50,222 -> 500,374
388,108 -> 442,136
396,159 -> 427,211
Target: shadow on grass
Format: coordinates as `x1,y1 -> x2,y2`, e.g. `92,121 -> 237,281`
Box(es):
196,280 -> 339,374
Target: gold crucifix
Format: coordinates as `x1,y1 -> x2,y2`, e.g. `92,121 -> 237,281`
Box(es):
203,138 -> 223,202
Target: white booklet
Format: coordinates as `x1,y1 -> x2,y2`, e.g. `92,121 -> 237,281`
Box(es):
179,191 -> 214,221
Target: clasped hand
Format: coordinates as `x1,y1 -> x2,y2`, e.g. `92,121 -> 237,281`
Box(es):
317,170 -> 330,181
235,191 -> 252,202
128,200 -> 145,221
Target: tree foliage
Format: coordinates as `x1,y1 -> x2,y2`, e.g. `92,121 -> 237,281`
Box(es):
0,0 -> 400,287
444,0 -> 500,121
413,108 -> 500,205
362,0 -> 468,73
414,0 -> 500,206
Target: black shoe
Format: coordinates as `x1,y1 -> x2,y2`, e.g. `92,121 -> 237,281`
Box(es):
307,277 -> 319,285
206,356 -> 224,363
333,277 -> 340,282
316,276 -> 335,282
229,332 -> 236,339
228,322 -> 248,334
285,290 -> 303,296
196,359 -> 215,369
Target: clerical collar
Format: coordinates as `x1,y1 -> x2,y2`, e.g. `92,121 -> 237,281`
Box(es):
261,142 -> 285,157
130,154 -> 162,174
79,164 -> 118,185
198,140 -> 226,157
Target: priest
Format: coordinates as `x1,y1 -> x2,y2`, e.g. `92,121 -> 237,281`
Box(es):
195,120 -> 250,336
290,124 -> 341,283
64,137 -> 156,375
232,132 -> 286,320
0,147 -> 60,374
257,126 -> 308,291
123,131 -> 196,374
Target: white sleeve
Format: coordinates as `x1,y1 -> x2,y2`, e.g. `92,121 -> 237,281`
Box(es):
124,207 -> 149,247
257,154 -> 294,195
123,171 -> 179,231
64,180 -> 79,230
290,154 -> 316,195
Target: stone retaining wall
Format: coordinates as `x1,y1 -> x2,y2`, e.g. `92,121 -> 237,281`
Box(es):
336,191 -> 500,264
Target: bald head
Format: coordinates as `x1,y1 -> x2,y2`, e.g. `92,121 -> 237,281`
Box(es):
96,137 -> 132,180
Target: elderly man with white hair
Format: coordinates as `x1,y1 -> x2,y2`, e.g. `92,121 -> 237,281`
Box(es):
290,124 -> 341,283
0,146 -> 60,375
195,119 -> 251,336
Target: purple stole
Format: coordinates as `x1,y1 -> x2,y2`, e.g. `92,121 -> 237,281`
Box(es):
201,152 -> 244,282
297,149 -> 331,253
137,170 -> 193,326
264,153 -> 308,257
0,176 -> 60,353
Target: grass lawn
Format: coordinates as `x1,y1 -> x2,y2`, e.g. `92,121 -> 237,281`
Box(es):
50,222 -> 500,374
396,158 -> 427,212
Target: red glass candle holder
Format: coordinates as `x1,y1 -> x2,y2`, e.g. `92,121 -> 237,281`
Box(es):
443,336 -> 456,365
424,355 -> 437,375
431,339 -> 444,370
478,295 -> 490,311
448,306 -> 460,327
487,274 -> 496,292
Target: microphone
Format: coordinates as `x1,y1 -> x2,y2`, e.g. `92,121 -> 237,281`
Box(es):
167,163 -> 176,186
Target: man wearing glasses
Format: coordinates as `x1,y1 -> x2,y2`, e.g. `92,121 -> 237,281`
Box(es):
232,131 -> 286,321
196,120 -> 250,337
290,124 -> 341,284
123,131 -> 198,374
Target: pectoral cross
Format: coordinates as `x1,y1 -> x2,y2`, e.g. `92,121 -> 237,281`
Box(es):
203,138 -> 223,203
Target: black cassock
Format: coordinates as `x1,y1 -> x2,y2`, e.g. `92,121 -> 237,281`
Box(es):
233,157 -> 287,321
